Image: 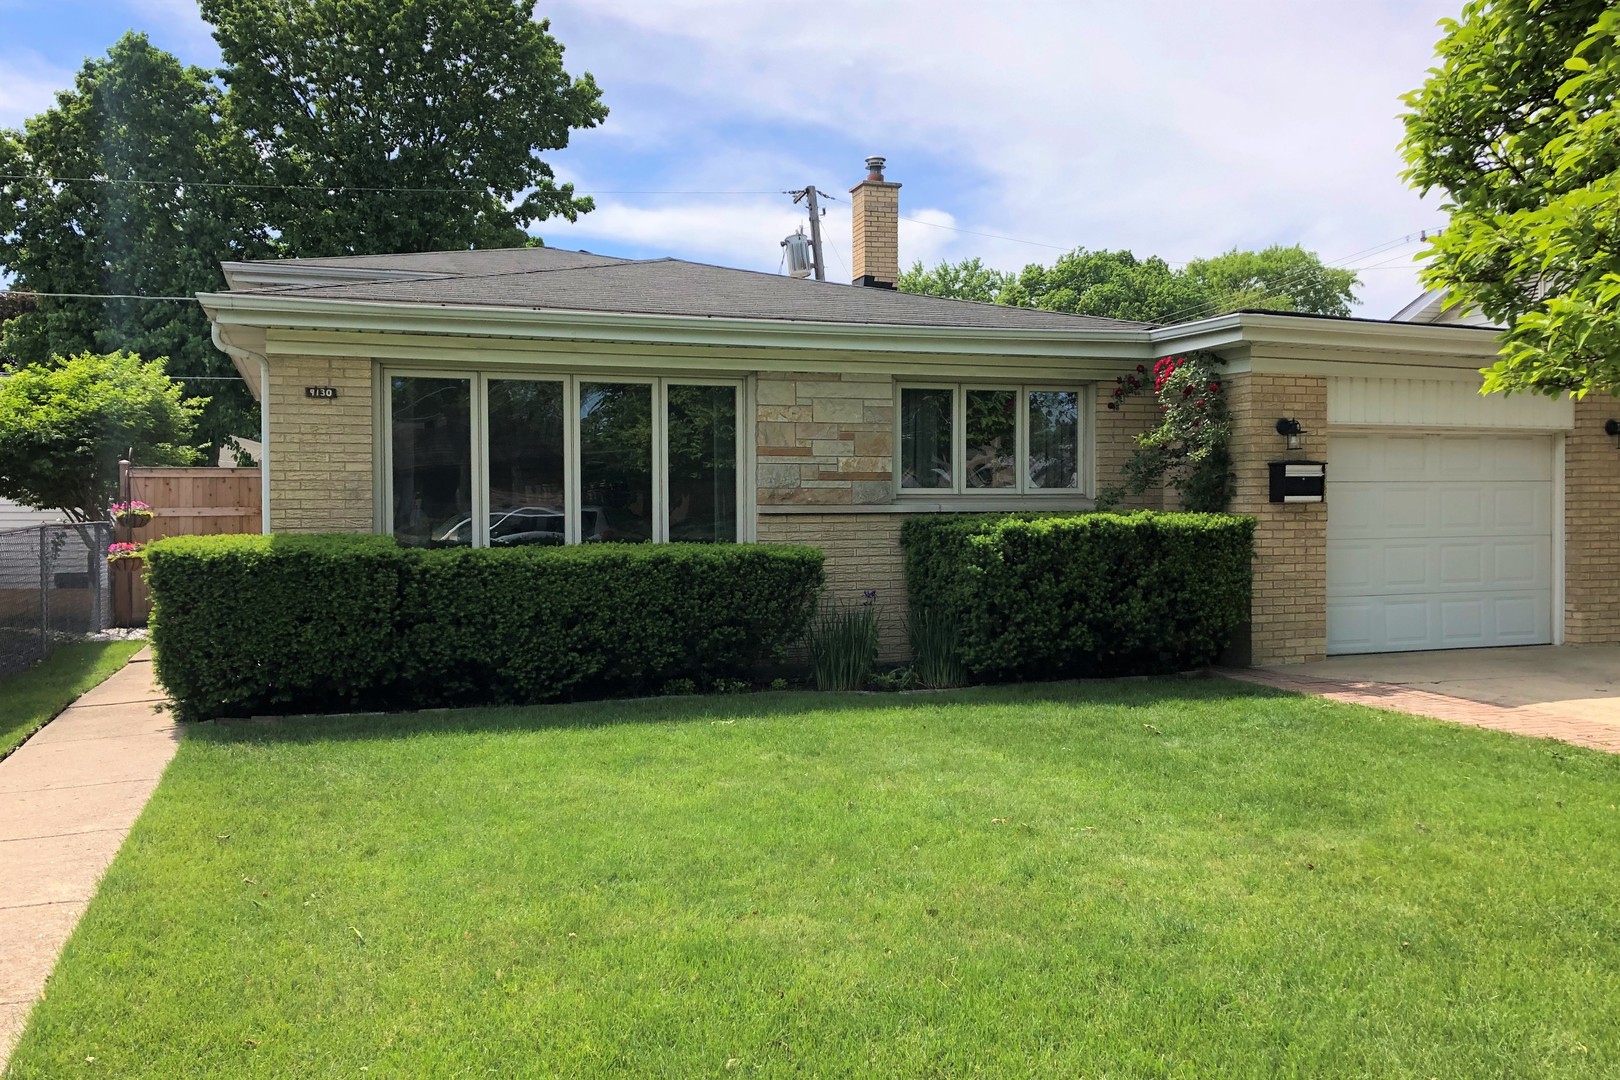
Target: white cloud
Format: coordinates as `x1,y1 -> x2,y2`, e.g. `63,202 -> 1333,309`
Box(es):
542,0 -> 1457,316
0,53 -> 72,130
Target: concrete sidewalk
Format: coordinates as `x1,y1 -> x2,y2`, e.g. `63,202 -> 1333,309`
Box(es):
0,647 -> 177,1068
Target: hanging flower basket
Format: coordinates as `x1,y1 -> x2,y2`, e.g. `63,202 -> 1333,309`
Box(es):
110,501 -> 154,528
107,542 -> 144,564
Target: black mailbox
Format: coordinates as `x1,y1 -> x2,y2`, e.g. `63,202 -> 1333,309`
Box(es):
1268,460 -> 1327,503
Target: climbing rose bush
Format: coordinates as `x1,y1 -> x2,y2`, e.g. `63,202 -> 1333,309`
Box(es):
1098,352 -> 1233,512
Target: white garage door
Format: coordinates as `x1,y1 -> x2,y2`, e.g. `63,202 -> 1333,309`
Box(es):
1326,433 -> 1554,655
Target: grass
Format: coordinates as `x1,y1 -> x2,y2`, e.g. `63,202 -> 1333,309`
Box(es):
8,679 -> 1620,1078
0,639 -> 144,757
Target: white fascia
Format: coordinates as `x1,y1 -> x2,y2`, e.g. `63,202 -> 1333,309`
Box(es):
198,292 -> 1161,361
1148,311 -> 1505,369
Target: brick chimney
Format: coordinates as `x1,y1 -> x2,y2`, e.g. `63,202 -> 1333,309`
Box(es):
849,155 -> 900,289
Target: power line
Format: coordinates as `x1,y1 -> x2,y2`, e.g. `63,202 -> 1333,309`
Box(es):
0,172 -> 782,196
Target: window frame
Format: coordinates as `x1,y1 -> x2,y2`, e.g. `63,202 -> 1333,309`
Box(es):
893,381 -> 1092,498
381,368 -> 745,547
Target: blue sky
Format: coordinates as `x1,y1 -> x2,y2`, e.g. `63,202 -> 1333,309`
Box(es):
1,1 -> 1463,318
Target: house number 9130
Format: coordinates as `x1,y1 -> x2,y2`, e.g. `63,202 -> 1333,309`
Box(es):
304,386 -> 338,399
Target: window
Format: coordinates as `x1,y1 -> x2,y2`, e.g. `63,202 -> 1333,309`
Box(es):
385,373 -> 743,546
391,376 -> 473,547
897,384 -> 1088,496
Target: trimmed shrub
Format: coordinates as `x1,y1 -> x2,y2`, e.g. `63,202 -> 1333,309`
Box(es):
146,535 -> 823,721
901,511 -> 1254,682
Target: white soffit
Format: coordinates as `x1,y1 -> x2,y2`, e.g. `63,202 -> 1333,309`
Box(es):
1328,376 -> 1573,431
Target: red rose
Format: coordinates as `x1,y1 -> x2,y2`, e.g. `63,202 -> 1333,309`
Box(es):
1135,364 -> 1146,374
1106,401 -> 1118,410
1209,381 -> 1221,393
1195,398 -> 1206,408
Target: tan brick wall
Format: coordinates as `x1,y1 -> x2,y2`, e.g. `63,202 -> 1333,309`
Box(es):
849,180 -> 900,286
757,512 -> 908,660
1228,373 -> 1328,665
1565,395 -> 1620,644
1094,387 -> 1166,509
265,355 -> 375,532
757,372 -> 896,506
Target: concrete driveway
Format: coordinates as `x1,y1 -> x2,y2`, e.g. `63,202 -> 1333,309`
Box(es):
1275,645 -> 1620,723
1226,644 -> 1620,753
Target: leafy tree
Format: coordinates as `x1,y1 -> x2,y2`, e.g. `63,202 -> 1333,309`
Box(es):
1001,249 -> 1211,323
896,257 -> 1010,303
0,351 -> 202,521
1402,0 -> 1620,396
0,33 -> 270,452
901,247 -> 1357,323
202,0 -> 608,256
1183,245 -> 1359,318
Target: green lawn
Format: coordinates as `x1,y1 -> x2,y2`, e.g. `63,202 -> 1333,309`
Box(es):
8,680 -> 1620,1078
0,639 -> 144,757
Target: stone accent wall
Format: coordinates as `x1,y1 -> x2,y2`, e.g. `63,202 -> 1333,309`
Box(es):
1093,389 -> 1166,509
1228,373 -> 1328,665
849,179 -> 901,287
757,512 -> 909,661
1564,395 -> 1620,644
265,355 -> 375,532
757,372 -> 896,506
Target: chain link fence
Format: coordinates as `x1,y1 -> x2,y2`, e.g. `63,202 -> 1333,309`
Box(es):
0,523 -> 113,676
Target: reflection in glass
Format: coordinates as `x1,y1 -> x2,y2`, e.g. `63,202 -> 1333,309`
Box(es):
900,388 -> 952,488
667,384 -> 737,542
579,382 -> 653,542
1029,390 -> 1081,489
487,379 -> 566,545
965,388 -> 1017,488
391,376 -> 471,547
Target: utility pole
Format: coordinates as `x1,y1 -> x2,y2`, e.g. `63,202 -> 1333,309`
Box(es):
790,186 -> 827,281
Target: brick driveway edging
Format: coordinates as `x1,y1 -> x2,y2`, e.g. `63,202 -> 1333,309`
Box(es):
1220,667 -> 1620,754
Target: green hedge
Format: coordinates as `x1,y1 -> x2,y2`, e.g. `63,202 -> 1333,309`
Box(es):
147,535 -> 824,721
901,511 -> 1254,681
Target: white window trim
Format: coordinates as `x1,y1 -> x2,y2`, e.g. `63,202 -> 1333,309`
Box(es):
381,368 -> 746,546
894,381 -> 1093,498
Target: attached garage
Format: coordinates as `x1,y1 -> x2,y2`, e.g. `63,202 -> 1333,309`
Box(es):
1326,432 -> 1555,654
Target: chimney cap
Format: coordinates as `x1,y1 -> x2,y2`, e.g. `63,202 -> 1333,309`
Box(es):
864,155 -> 887,181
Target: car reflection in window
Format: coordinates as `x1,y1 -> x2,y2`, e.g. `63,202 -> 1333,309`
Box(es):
432,506 -> 616,547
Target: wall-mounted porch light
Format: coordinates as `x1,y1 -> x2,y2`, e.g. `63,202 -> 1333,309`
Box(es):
1275,417 -> 1307,452
1605,418 -> 1619,447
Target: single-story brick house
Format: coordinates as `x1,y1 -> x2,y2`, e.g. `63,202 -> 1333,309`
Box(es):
199,157 -> 1619,666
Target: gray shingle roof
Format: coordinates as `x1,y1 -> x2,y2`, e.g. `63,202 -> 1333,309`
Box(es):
229,248 -> 1149,332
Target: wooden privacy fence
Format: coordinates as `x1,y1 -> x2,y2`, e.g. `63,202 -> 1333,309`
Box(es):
114,464 -> 261,626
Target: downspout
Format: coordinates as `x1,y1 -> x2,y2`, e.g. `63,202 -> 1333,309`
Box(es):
209,319 -> 271,534
259,357 -> 271,534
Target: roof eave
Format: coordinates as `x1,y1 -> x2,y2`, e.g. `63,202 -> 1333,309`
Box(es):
197,292 -> 1160,359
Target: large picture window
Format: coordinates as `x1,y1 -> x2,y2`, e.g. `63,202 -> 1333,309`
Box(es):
386,373 -> 743,546
897,384 -> 1088,496
391,376 -> 473,547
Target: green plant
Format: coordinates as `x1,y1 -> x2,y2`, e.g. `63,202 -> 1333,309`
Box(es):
0,351 -> 202,522
662,678 -> 698,697
768,677 -> 789,692
1097,352 -> 1233,512
1401,0 -> 1620,396
907,606 -> 964,688
145,535 -> 824,721
710,677 -> 751,695
902,511 -> 1254,682
869,665 -> 923,692
806,594 -> 880,691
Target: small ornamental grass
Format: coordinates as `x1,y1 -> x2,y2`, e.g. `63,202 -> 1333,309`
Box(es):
907,605 -> 964,688
806,591 -> 880,691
